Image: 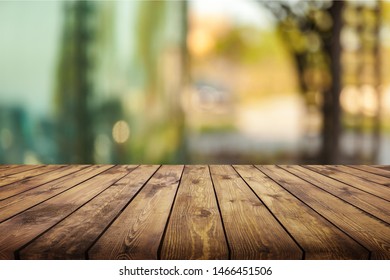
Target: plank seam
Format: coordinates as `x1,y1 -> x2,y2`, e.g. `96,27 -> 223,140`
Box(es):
0,165 -> 65,189
0,165 -> 45,179
85,165 -> 161,260
208,165 -> 231,260
332,165 -> 390,186
0,165 -> 112,224
295,166 -> 390,225
156,165 -> 185,260
14,165 -> 134,260
270,165 -> 372,258
303,166 -> 390,202
232,165 -> 305,260
0,165 -> 91,202
346,165 -> 390,180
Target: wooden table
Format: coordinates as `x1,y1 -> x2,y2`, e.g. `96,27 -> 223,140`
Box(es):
0,164 -> 389,260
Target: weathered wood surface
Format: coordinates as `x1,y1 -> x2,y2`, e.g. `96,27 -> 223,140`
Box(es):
160,165 -> 228,260
0,165 -> 388,260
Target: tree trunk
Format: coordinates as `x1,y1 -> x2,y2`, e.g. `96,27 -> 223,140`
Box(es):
321,1 -> 343,164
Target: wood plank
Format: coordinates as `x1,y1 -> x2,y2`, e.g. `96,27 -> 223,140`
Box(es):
349,165 -> 390,179
0,165 -> 113,223
0,165 -> 88,200
331,165 -> 390,185
0,165 -> 63,188
88,165 -> 181,260
373,165 -> 390,171
0,165 -> 135,260
210,165 -> 302,259
160,165 -> 228,260
257,165 -> 390,259
306,165 -> 390,201
234,165 -> 368,259
20,165 -> 160,260
0,165 -> 18,171
0,165 -> 42,177
281,165 -> 390,224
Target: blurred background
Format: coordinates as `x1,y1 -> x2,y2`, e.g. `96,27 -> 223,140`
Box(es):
1,0 -> 390,165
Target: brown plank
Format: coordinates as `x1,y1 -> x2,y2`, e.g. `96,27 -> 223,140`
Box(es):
331,165 -> 390,185
0,165 -> 42,177
306,165 -> 390,201
210,165 -> 302,259
160,165 -> 228,260
20,165 -> 160,260
282,165 -> 390,224
234,165 -> 368,259
349,165 -> 390,179
0,165 -> 113,223
0,165 -> 18,171
258,165 -> 390,260
373,165 -> 390,171
0,165 -> 63,188
0,165 -> 88,200
89,165 -> 181,260
0,165 -> 135,260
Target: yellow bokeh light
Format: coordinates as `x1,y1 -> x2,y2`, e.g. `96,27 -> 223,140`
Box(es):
187,28 -> 215,57
340,86 -> 360,115
112,120 -> 130,144
341,85 -> 379,117
361,85 -> 378,117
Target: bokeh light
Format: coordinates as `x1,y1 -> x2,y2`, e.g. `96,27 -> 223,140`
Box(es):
112,120 -> 130,144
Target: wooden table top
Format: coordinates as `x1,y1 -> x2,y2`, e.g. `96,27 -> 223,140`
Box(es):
0,164 -> 389,260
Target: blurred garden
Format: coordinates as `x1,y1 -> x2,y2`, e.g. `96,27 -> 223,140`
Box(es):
1,0 -> 390,164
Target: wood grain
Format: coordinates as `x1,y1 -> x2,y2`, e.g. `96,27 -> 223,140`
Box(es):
306,165 -> 390,201
0,165 -> 135,260
0,165 -> 63,188
0,164 -> 388,260
258,165 -> 390,260
0,165 -> 113,223
331,165 -> 390,185
0,165 -> 19,171
0,165 -> 43,178
20,165 -> 159,259
0,165 -> 88,200
349,165 -> 390,179
160,165 -> 228,260
234,165 -> 368,259
282,165 -> 390,224
88,165 -> 182,260
211,165 -> 302,259
373,165 -> 390,171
